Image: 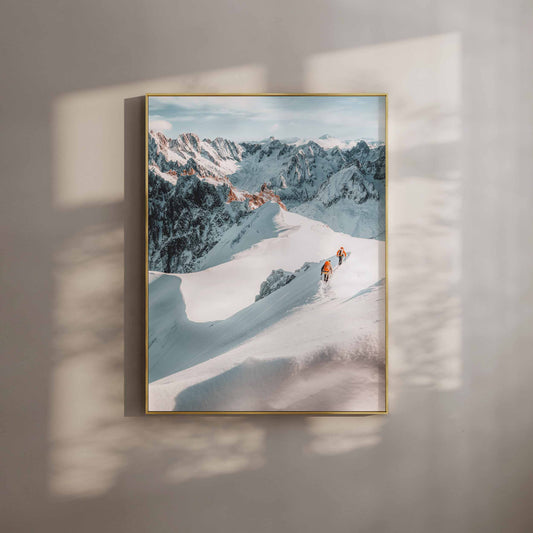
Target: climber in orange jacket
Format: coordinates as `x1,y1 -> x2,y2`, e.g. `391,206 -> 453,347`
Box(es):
321,260 -> 332,282
337,246 -> 347,266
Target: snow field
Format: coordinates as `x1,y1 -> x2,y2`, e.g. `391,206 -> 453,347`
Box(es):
180,202 -> 380,322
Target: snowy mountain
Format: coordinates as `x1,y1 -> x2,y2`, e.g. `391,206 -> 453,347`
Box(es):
233,138 -> 347,206
148,130 -> 386,273
149,130 -> 243,179
344,141 -> 386,180
148,139 -> 286,273
294,164 -> 386,239
148,203 -> 385,411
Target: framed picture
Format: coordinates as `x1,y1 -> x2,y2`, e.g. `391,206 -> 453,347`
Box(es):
145,93 -> 387,414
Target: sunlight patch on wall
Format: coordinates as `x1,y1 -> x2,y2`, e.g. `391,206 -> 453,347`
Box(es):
306,417 -> 385,456
49,64 -> 267,498
52,64 -> 266,208
305,33 -> 461,151
50,223 -> 126,498
304,33 -> 462,404
50,223 -> 265,499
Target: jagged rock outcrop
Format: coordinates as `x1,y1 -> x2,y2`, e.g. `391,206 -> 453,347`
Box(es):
255,263 -> 312,301
255,269 -> 296,301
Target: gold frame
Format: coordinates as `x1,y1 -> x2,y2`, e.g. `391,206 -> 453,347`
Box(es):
144,93 -> 388,415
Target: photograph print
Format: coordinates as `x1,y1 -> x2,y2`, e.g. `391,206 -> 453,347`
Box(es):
146,94 -> 387,413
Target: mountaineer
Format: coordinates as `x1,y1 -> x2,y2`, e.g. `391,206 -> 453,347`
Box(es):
321,260 -> 332,282
336,246 -> 347,266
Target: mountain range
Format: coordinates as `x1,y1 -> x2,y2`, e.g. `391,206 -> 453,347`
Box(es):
148,130 -> 385,273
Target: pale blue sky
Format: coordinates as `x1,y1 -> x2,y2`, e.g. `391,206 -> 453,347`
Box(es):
149,95 -> 385,143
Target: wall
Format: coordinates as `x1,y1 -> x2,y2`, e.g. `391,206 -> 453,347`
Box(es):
1,1 -> 532,532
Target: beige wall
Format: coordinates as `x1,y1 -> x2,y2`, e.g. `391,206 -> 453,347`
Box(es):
1,1 -> 532,532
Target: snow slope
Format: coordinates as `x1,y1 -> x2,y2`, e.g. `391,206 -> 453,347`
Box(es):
179,202 -> 380,322
148,204 -> 385,411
